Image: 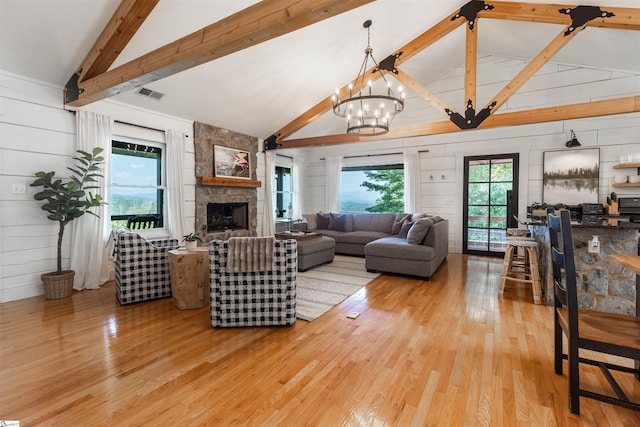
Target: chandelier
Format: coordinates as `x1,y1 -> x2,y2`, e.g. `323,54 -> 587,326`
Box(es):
331,20 -> 405,136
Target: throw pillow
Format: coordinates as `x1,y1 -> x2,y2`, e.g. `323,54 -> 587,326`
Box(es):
316,213 -> 330,230
328,213 -> 347,231
398,219 -> 415,238
391,214 -> 410,235
302,213 -> 317,230
407,217 -> 436,245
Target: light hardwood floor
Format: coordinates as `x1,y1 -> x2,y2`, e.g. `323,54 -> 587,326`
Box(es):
1,254 -> 639,426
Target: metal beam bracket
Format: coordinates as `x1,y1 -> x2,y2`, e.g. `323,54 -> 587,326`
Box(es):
374,52 -> 403,74
264,133 -> 282,150
446,99 -> 497,129
559,6 -> 615,36
451,1 -> 494,30
64,69 -> 84,104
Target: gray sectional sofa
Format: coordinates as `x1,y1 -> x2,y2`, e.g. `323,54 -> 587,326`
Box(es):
298,212 -> 448,279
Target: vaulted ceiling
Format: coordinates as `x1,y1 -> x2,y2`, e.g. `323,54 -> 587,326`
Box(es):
1,0 -> 638,148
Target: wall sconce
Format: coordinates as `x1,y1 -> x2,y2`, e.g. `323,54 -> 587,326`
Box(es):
565,129 -> 581,148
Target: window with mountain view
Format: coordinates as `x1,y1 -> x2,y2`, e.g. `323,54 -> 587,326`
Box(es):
110,140 -> 165,229
339,164 -> 404,213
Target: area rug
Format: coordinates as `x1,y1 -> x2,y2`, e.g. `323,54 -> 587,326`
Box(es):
296,255 -> 380,321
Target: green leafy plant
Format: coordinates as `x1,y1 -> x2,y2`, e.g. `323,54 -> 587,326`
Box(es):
182,232 -> 203,243
30,147 -> 107,275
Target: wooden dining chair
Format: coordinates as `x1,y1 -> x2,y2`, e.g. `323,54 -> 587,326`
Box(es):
548,210 -> 640,414
126,214 -> 159,230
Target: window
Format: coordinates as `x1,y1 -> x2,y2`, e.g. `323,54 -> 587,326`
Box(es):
340,164 -> 404,213
110,140 -> 165,229
274,165 -> 293,218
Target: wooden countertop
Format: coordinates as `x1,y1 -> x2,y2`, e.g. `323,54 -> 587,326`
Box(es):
610,254 -> 640,276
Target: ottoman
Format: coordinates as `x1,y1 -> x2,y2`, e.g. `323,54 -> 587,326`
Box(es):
297,236 -> 335,271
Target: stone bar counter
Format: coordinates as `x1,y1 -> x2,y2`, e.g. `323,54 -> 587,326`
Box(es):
529,218 -> 639,315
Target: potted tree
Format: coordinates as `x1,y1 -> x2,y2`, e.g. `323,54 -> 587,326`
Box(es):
30,147 -> 107,299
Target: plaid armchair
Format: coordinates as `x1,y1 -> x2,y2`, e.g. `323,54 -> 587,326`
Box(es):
209,239 -> 297,327
114,230 -> 180,304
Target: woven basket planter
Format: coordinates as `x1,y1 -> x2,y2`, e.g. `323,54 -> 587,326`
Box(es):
41,270 -> 75,300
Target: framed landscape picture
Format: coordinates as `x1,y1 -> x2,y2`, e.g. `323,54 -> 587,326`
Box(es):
213,145 -> 250,179
543,148 -> 599,205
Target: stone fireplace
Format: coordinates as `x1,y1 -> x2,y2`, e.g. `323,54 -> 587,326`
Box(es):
194,122 -> 259,242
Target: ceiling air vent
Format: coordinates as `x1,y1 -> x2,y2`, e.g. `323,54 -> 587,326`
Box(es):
136,87 -> 164,100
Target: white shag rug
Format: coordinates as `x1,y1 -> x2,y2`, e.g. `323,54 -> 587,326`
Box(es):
295,255 -> 380,321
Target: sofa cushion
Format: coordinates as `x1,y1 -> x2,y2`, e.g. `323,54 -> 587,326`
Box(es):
408,216 -> 445,244
302,213 -> 317,230
316,229 -> 344,241
391,214 -> 410,235
316,213 -> 330,229
407,218 -> 433,244
338,231 -> 391,245
365,237 -> 436,261
352,213 -> 395,233
398,219 -> 414,238
328,213 -> 347,231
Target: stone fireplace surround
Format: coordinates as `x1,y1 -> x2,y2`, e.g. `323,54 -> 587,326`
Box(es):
194,122 -> 258,242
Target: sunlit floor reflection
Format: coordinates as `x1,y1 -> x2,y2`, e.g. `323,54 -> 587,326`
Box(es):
464,256 -> 505,321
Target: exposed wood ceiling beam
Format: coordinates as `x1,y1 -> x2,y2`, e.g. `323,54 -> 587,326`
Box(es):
77,0 -> 159,83
279,95 -> 640,149
273,8 -> 467,141
465,23 -> 478,110
481,2 -> 640,30
483,25 -> 581,114
66,0 -> 375,107
275,1 -> 639,146
393,69 -> 452,120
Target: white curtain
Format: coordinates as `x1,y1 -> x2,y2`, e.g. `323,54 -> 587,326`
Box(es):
70,110 -> 112,290
262,150 -> 276,236
166,129 -> 186,240
293,156 -> 305,218
404,150 -> 420,213
325,156 -> 342,212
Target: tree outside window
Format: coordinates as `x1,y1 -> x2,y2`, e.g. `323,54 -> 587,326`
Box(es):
340,164 -> 404,213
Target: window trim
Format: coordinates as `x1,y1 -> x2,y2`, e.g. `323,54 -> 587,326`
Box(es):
274,161 -> 293,219
110,137 -> 167,230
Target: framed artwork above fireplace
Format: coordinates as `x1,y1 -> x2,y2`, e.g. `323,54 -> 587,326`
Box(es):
214,145 -> 251,179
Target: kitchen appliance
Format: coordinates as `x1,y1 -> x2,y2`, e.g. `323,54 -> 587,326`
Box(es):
617,196 -> 640,222
582,203 -> 604,215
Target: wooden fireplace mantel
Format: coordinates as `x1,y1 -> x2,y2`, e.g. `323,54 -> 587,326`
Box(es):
196,176 -> 262,188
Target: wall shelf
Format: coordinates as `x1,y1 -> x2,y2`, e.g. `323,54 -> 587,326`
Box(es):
196,176 -> 261,188
612,183 -> 640,188
613,163 -> 640,169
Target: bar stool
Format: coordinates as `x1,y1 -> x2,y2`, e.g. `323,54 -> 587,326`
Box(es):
499,237 -> 543,304
506,228 -> 531,237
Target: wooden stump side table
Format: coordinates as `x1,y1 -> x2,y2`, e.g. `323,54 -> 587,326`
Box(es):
168,247 -> 209,309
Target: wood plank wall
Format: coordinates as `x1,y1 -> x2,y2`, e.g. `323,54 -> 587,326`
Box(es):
0,71 -> 194,302
299,55 -> 640,253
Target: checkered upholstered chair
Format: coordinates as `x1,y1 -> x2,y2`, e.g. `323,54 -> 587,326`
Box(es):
114,230 -> 180,305
209,238 -> 297,327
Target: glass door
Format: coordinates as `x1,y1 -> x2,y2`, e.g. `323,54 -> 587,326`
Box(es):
463,154 -> 519,256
